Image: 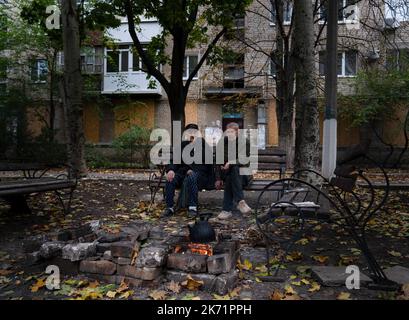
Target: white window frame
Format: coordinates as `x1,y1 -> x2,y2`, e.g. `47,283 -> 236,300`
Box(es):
270,0 -> 293,26
183,55 -> 199,80
105,45 -> 132,74
319,50 -> 358,78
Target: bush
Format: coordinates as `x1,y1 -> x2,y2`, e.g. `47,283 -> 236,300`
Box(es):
112,125 -> 152,168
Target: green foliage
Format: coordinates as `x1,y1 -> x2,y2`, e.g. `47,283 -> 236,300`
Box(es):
112,125 -> 152,167
338,67 -> 409,127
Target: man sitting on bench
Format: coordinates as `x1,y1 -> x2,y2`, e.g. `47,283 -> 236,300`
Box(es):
215,122 -> 252,220
163,123 -> 213,218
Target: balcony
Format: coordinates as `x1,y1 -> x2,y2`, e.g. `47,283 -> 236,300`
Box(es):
102,18 -> 162,95
102,72 -> 161,95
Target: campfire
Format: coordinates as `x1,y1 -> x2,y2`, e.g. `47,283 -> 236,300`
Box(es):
188,243 -> 213,256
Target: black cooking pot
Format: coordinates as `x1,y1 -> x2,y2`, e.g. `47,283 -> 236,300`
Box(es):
188,213 -> 216,243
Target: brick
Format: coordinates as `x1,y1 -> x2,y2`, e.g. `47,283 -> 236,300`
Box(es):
166,270 -> 217,291
39,242 -> 65,259
117,265 -> 162,280
96,243 -> 112,254
207,253 -> 236,275
136,246 -> 167,268
120,276 -> 164,288
167,253 -> 207,273
96,231 -> 124,243
116,257 -> 131,265
103,250 -> 112,261
78,233 -> 98,243
111,241 -> 135,258
79,260 -> 116,275
62,243 -> 97,262
49,230 -> 72,242
215,270 -> 238,295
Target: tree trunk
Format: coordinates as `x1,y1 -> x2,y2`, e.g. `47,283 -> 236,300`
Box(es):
61,0 -> 86,177
274,0 -> 295,168
293,0 -> 320,175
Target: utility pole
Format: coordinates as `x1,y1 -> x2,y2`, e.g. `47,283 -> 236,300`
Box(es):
322,0 -> 338,179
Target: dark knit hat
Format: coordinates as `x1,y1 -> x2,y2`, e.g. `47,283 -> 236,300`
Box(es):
185,123 -> 199,130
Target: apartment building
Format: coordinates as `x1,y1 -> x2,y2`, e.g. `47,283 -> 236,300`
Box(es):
2,0 -> 409,151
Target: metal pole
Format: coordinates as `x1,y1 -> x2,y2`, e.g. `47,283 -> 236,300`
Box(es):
322,0 -> 338,179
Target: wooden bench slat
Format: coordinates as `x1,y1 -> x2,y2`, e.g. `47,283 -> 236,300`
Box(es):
0,178 -> 67,190
0,179 -> 75,196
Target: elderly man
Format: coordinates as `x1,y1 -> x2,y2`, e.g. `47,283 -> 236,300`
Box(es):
163,123 -> 213,217
215,122 -> 252,220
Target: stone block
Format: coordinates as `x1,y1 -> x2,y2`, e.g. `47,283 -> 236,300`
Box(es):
215,270 -> 238,295
103,250 -> 112,261
69,225 -> 93,240
62,243 -> 97,262
311,266 -> 372,287
117,265 -> 162,280
39,242 -> 65,259
110,241 -> 135,258
166,270 -> 217,291
49,257 -> 79,276
79,260 -> 116,275
136,246 -> 167,268
96,243 -> 112,254
23,235 -> 49,253
167,253 -> 207,273
207,252 -> 237,275
116,257 -> 131,265
383,266 -> 409,285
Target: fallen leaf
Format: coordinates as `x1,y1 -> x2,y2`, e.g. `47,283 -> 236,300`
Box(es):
149,290 -> 167,300
117,281 -> 129,293
308,282 -> 321,292
270,289 -> 284,300
337,292 -> 351,300
388,250 -> 402,257
166,280 -> 181,294
311,255 -> 329,264
284,285 -> 296,295
106,291 -> 117,299
181,275 -> 204,291
30,279 -> 46,293
213,294 -> 230,300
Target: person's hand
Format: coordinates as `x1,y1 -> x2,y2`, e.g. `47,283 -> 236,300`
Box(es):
223,162 -> 230,171
215,180 -> 223,190
187,169 -> 193,176
167,170 -> 175,182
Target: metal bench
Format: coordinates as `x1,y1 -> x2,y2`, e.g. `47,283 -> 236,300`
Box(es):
254,154 -> 399,291
0,163 -> 77,215
148,148 -> 287,204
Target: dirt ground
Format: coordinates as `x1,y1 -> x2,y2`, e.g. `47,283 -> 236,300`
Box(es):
0,174 -> 409,300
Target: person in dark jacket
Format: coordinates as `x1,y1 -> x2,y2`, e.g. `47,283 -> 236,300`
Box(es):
163,123 -> 213,217
214,122 -> 252,220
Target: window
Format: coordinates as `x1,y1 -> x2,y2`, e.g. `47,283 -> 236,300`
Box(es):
269,51 -> 283,77
271,0 -> 293,25
385,0 -> 409,22
319,50 -> 357,77
31,59 -> 48,82
319,0 -> 358,23
132,47 -> 148,72
106,45 -> 129,73
386,48 -> 409,71
183,55 -> 199,80
223,53 -> 244,89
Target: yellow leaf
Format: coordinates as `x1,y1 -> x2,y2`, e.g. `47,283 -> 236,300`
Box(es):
270,289 -> 284,300
290,275 -> 297,280
291,281 -> 302,286
119,290 -> 133,299
337,292 -> 351,300
388,250 -> 402,257
213,294 -> 230,300
311,255 -> 329,264
301,279 -> 310,285
149,290 -> 167,300
284,285 -> 296,295
295,238 -> 309,245
242,259 -> 253,271
106,291 -> 117,299
181,275 -> 204,291
286,251 -> 303,262
308,282 -> 321,292
117,281 -> 129,293
30,279 -> 46,293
